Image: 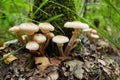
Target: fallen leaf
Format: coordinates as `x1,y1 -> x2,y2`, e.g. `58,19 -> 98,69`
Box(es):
35,57 -> 50,70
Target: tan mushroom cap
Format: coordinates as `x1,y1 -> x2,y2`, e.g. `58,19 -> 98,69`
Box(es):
26,41 -> 39,51
52,35 -> 69,44
90,34 -> 99,39
33,34 -> 46,44
19,22 -> 39,35
39,22 -> 54,33
46,32 -> 55,38
64,21 -> 89,29
83,28 -> 97,34
9,25 -> 20,33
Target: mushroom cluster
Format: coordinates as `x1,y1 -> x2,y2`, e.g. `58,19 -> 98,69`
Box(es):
83,28 -> 99,43
9,22 -> 55,56
9,21 -> 99,70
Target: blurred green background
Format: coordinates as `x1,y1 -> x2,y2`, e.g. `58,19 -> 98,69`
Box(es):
0,0 -> 120,48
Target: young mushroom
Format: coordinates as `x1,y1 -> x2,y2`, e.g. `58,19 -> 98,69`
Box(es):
39,22 -> 55,51
64,21 -> 89,56
33,33 -> 47,56
26,41 -> 39,52
43,32 -> 55,51
19,22 -> 39,41
9,25 -> 25,45
39,22 -> 54,34
83,28 -> 99,43
52,35 -> 69,57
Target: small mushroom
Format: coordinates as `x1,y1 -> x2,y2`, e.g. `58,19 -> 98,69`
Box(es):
64,21 -> 89,56
52,35 -> 69,57
39,22 -> 54,34
33,33 -> 46,56
83,28 -> 99,43
39,22 -> 55,52
83,28 -> 97,34
43,32 -> 55,51
19,22 -> 39,41
9,25 -> 25,45
26,41 -> 39,51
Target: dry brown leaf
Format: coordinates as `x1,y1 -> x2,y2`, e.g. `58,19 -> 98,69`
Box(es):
50,57 -> 64,66
3,53 -> 17,64
98,59 -> 106,66
35,57 -> 50,70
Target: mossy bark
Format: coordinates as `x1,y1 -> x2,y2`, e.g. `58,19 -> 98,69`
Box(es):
33,0 -> 77,36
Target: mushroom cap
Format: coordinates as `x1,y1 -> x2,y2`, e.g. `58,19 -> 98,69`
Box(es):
46,32 -> 55,38
90,34 -> 99,39
83,28 -> 97,34
9,25 -> 20,33
64,21 -> 89,29
52,35 -> 69,44
19,22 -> 39,35
33,34 -> 46,44
26,41 -> 39,51
39,22 -> 54,33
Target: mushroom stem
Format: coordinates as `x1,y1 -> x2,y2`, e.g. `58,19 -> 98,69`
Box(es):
57,44 -> 64,57
16,32 -> 26,45
64,29 -> 80,56
27,35 -> 33,41
43,39 -> 50,51
39,45 -> 45,56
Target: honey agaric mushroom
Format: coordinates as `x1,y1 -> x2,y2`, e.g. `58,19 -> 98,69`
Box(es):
43,32 -> 55,51
83,28 -> 97,34
39,22 -> 54,34
52,35 -> 69,57
19,22 -> 39,41
9,25 -> 25,45
35,57 -> 50,70
83,28 -> 99,43
64,21 -> 89,56
39,22 -> 55,51
3,53 -> 17,64
26,41 -> 39,51
33,33 -> 46,56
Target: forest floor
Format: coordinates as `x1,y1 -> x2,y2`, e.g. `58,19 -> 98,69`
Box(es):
0,36 -> 120,80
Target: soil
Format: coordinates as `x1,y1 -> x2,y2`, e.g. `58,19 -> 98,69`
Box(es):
0,37 -> 120,80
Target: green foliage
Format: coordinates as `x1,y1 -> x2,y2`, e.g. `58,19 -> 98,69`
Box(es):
0,0 -> 120,49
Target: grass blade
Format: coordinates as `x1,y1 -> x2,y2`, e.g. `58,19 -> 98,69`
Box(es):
104,0 -> 120,15
0,46 -> 24,61
32,0 -> 48,18
45,14 -> 64,22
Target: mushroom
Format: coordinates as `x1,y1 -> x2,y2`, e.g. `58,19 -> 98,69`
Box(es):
83,28 -> 97,34
39,22 -> 54,34
64,21 -> 89,56
9,25 -> 25,45
26,41 -> 39,51
39,22 -> 55,51
52,35 -> 69,57
19,22 -> 39,41
43,32 -> 55,51
83,28 -> 99,43
33,33 -> 46,56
